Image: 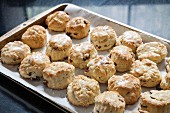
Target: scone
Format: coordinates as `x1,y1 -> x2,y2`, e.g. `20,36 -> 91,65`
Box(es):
139,90 -> 170,113
66,17 -> 90,39
46,34 -> 72,61
109,45 -> 135,72
43,62 -> 75,89
93,91 -> 125,113
136,42 -> 167,63
90,26 -> 117,50
68,42 -> 98,69
116,31 -> 143,53
160,72 -> 170,90
21,25 -> 47,48
19,52 -> 50,79
130,59 -> 161,87
108,74 -> 141,105
67,75 -> 100,106
85,55 -> 116,83
46,11 -> 70,31
166,57 -> 170,72
1,41 -> 31,65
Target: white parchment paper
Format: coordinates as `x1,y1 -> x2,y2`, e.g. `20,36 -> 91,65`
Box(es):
1,4 -> 170,113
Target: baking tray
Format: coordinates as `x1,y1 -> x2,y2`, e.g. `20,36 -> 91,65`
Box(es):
0,3 -> 170,113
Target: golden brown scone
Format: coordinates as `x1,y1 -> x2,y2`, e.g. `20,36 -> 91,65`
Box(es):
136,42 -> 167,63
166,57 -> 170,72
130,59 -> 161,87
85,55 -> 116,83
21,25 -> 47,48
66,17 -> 90,39
46,11 -> 70,31
43,62 -> 75,89
139,90 -> 170,113
67,75 -> 100,106
108,74 -> 141,105
116,31 -> 143,53
160,72 -> 170,90
68,42 -> 98,69
90,26 -> 117,50
1,41 -> 31,65
19,52 -> 50,79
93,91 -> 125,113
46,34 -> 72,61
109,45 -> 135,72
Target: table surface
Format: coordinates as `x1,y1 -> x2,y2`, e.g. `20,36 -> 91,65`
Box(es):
0,0 -> 170,113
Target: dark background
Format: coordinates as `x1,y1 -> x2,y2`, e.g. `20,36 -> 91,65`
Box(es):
0,0 -> 170,113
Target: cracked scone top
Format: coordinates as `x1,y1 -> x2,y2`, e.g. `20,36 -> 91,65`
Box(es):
160,72 -> 170,90
116,31 -> 143,53
166,57 -> 170,72
19,52 -> 50,79
66,17 -> 90,39
46,11 -> 70,31
1,41 -> 31,65
93,91 -> 125,113
43,62 -> 75,89
130,59 -> 161,87
85,55 -> 116,83
46,34 -> 72,61
108,74 -> 141,105
68,42 -> 98,69
90,26 -> 117,50
109,45 -> 135,72
137,42 -> 167,63
21,25 -> 47,48
139,90 -> 170,113
67,75 -> 100,106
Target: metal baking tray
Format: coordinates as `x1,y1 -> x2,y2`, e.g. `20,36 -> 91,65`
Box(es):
0,3 -> 170,113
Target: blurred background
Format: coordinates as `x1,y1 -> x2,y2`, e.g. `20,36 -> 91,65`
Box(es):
0,0 -> 170,113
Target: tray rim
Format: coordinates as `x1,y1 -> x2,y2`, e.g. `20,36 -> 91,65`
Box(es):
0,3 -> 68,49
0,3 -> 170,113
0,3 -> 72,113
1,3 -> 170,45
0,71 -> 71,113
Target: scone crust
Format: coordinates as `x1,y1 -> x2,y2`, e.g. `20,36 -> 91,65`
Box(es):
21,25 -> 47,48
46,11 -> 70,31
1,41 -> 31,65
116,31 -> 143,53
67,83 -> 80,106
166,57 -> 170,72
108,74 -> 141,105
130,59 -> 161,87
85,55 -> 116,83
68,42 -> 98,69
109,45 -> 135,72
46,34 -> 72,61
90,26 -> 117,50
67,75 -> 100,106
160,71 -> 170,90
66,17 -> 90,39
136,42 -> 167,63
139,90 -> 170,113
43,62 -> 75,89
93,91 -> 125,113
19,52 -> 50,79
